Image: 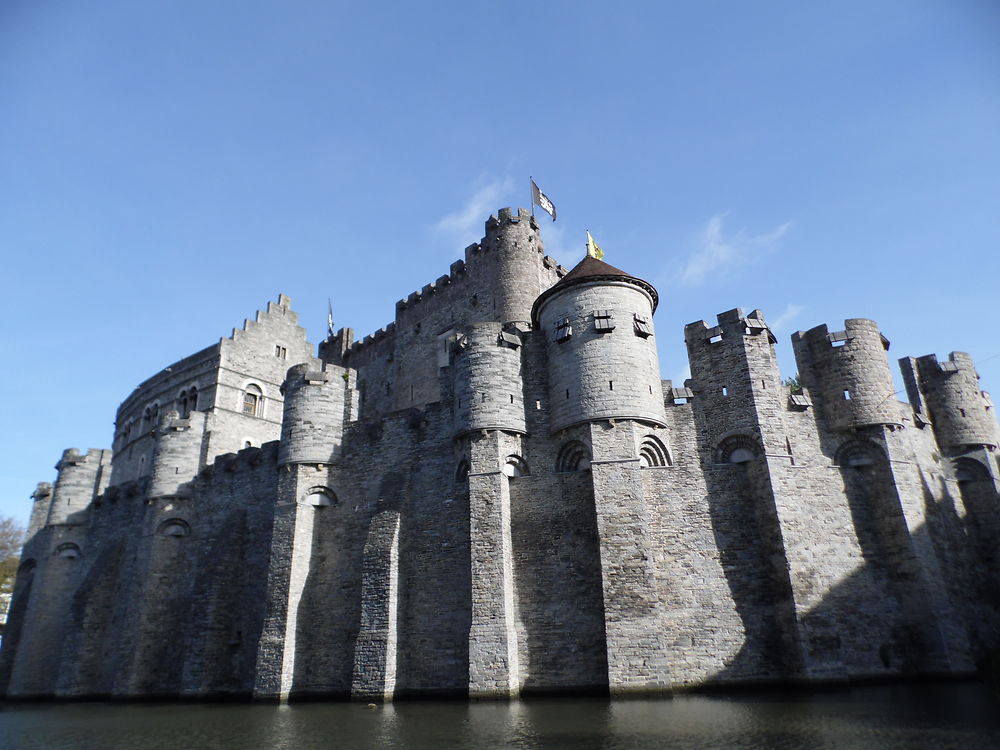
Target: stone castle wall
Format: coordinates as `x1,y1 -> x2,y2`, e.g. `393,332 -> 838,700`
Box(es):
3,208 -> 999,701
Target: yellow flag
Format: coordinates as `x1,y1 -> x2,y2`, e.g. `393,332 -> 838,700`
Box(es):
586,231 -> 605,260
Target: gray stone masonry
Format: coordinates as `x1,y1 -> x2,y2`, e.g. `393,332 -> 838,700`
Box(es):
900,352 -> 999,453
3,208 -> 1000,701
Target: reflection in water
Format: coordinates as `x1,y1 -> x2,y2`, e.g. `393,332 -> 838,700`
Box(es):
1,683 -> 998,750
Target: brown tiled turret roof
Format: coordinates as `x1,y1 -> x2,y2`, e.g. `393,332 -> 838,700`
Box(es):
530,255 -> 659,324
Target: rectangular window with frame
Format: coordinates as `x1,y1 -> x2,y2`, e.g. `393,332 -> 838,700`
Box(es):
554,317 -> 573,343
633,314 -> 652,338
594,309 -> 615,332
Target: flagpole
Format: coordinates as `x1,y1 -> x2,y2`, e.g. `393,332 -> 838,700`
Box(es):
529,176 -> 535,218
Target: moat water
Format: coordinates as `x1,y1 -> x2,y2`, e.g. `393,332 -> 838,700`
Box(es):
1,682 -> 998,750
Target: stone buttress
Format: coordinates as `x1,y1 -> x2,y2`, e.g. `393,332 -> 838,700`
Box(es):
533,255 -> 672,694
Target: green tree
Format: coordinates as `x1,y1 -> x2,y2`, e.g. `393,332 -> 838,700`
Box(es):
0,516 -> 25,599
782,374 -> 803,393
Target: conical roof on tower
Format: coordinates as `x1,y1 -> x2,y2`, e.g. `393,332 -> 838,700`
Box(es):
530,255 -> 659,325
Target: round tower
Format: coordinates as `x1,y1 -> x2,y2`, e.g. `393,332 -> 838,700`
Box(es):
47,449 -> 110,525
482,207 -> 548,325
791,318 -> 900,431
532,256 -> 667,432
26,482 -> 53,539
453,322 -> 526,437
913,352 -> 998,451
278,363 -> 349,466
148,410 -> 206,499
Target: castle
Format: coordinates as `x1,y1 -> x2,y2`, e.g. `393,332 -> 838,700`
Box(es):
2,207 -> 999,700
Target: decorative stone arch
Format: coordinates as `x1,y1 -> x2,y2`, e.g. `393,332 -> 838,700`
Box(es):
455,459 -> 470,482
241,382 -> 266,418
952,457 -> 998,523
157,518 -> 191,537
303,486 -> 337,507
715,434 -> 761,464
954,456 -> 991,483
55,542 -> 81,559
639,434 -> 671,468
834,439 -> 887,469
503,455 -> 529,478
556,440 -> 591,473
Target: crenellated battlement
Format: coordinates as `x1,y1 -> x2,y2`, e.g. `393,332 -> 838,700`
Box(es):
685,308 -> 774,345
793,318 -> 900,431
900,351 -> 998,452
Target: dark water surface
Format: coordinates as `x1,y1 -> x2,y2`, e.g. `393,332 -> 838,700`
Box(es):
2,683 -> 998,750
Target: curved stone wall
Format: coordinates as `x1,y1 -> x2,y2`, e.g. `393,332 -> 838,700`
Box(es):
538,280 -> 666,432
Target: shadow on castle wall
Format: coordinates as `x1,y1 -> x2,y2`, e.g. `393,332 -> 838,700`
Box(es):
705,466 -> 1000,686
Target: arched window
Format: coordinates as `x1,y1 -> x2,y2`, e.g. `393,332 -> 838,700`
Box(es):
455,459 -> 470,482
150,403 -> 160,426
56,543 -> 81,559
188,385 -> 198,412
242,384 -> 263,417
179,390 -> 189,418
715,434 -> 761,464
304,487 -> 337,507
556,441 -> 591,472
503,455 -> 529,478
639,435 -> 671,467
158,519 -> 190,537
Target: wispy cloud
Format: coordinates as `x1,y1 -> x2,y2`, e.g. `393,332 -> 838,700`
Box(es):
675,213 -> 793,287
769,303 -> 804,333
433,176 -> 514,247
537,220 -> 579,269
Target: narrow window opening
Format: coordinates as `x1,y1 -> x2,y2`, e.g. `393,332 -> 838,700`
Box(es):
708,334 -> 723,344
843,389 -> 851,400
554,317 -> 573,343
481,392 -> 487,402
509,394 -> 514,404
609,380 -> 614,391
274,345 -> 287,359
721,386 -> 728,396
649,385 -> 653,394
565,389 -> 570,400
960,408 -> 967,417
535,400 -> 542,410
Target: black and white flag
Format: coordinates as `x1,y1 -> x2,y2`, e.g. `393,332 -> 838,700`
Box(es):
531,179 -> 557,221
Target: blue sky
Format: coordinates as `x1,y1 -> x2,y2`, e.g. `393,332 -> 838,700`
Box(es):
2,1 -> 999,525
